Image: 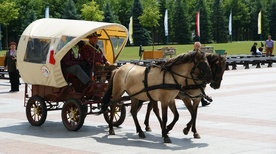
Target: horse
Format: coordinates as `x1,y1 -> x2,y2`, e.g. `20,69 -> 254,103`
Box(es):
142,53 -> 226,139
102,50 -> 212,143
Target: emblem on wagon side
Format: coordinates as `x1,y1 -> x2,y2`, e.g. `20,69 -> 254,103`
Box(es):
41,65 -> 50,78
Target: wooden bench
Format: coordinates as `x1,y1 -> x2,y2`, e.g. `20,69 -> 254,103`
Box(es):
226,55 -> 276,70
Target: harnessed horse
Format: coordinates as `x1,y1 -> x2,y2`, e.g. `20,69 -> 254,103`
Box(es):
102,50 -> 212,143
142,53 -> 226,139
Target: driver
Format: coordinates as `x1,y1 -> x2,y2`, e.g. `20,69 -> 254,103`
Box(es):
79,32 -> 110,77
61,41 -> 93,93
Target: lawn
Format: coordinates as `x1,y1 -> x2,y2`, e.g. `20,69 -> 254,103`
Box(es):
0,41 -> 261,61
117,41 -> 258,60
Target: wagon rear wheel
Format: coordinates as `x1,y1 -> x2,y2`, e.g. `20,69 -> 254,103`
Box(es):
26,95 -> 47,126
103,104 -> 126,127
61,98 -> 85,131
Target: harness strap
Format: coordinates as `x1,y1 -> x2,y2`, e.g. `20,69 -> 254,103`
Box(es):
144,66 -> 155,101
182,83 -> 206,90
124,83 -> 183,101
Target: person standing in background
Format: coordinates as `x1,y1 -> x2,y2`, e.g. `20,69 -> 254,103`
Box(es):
265,35 -> 274,56
250,42 -> 258,55
4,42 -> 20,92
193,41 -> 211,106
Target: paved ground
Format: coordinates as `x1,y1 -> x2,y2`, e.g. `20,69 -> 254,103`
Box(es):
0,64 -> 276,154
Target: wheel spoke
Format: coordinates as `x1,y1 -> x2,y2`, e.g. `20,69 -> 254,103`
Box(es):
62,99 -> 85,131
26,96 -> 47,126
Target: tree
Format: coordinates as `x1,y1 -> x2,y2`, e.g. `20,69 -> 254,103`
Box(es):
81,0 -> 104,21
139,0 -> 161,50
111,0 -> 132,26
132,0 -> 151,46
103,2 -> 115,23
0,1 -> 19,48
157,0 -> 167,44
172,0 -> 191,44
269,1 -> 276,39
224,0 -> 249,41
196,0 -> 212,44
211,0 -> 228,43
62,0 -> 80,19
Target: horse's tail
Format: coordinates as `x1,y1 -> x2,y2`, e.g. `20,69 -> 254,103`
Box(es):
101,69 -> 117,113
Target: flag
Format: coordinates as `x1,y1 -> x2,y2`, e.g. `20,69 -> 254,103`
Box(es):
196,11 -> 200,37
229,10 -> 232,35
128,16 -> 133,44
258,11 -> 262,34
45,7 -> 49,18
164,9 -> 168,36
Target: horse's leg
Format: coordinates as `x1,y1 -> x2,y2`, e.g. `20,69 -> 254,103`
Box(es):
166,101 -> 179,134
130,98 -> 146,138
144,101 -> 153,131
108,100 -> 116,135
144,101 -> 162,132
108,75 -> 125,136
152,101 -> 162,128
161,101 -> 171,143
182,98 -> 194,135
191,99 -> 201,139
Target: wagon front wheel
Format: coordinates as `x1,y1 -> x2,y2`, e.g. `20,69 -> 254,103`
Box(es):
26,95 -> 47,126
62,98 -> 85,131
103,104 -> 126,127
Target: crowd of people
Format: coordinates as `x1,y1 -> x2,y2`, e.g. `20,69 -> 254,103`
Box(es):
250,35 -> 274,56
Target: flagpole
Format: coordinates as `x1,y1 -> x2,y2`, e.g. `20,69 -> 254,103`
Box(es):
258,11 -> 262,41
196,11 -> 200,42
45,7 -> 49,18
128,16 -> 133,46
229,9 -> 232,43
164,9 -> 168,44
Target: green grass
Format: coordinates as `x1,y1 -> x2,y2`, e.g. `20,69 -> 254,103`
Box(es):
117,41 -> 259,60
0,41 -> 259,60
0,50 -> 6,57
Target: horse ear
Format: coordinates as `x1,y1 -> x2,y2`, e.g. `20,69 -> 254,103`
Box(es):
201,51 -> 206,58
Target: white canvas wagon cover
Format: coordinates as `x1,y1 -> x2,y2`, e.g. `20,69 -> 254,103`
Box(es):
17,18 -> 128,88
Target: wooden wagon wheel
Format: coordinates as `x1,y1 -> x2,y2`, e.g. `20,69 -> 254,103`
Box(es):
103,103 -> 126,127
26,95 -> 47,126
61,98 -> 85,131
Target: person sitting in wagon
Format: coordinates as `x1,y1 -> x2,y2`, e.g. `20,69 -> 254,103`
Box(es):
79,32 -> 110,78
61,41 -> 93,93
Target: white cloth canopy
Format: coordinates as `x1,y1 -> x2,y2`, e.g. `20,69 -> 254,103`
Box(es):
17,18 -> 128,87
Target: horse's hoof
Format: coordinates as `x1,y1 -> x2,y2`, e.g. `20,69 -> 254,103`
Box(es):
183,128 -> 189,135
164,137 -> 172,143
193,133 -> 201,139
145,126 -> 152,132
139,132 -> 146,138
109,130 -> 115,135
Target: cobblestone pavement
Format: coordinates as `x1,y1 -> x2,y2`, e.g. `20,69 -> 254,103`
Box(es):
0,65 -> 276,154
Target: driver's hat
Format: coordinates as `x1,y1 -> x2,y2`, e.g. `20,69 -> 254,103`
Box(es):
87,32 -> 101,38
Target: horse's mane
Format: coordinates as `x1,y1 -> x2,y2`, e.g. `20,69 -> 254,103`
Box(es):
156,50 -> 202,69
206,53 -> 226,66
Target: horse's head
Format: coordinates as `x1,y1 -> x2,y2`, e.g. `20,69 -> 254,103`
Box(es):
207,54 -> 226,89
193,50 -> 212,84
158,50 -> 212,85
